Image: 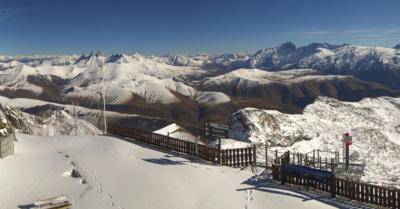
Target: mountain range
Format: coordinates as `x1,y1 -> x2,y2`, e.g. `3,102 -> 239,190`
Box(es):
0,42 -> 400,127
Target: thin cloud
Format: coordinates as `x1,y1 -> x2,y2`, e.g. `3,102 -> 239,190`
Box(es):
0,9 -> 17,21
284,28 -> 397,37
380,38 -> 395,41
102,30 -> 118,34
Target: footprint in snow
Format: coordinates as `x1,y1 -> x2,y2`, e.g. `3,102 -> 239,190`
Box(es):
243,203 -> 248,209
94,177 -> 97,180
106,193 -> 112,198
109,201 -> 114,206
112,151 -> 118,153
245,189 -> 252,195
246,196 -> 253,202
101,149 -> 107,151
98,182 -> 102,186
119,207 -> 125,209
124,153 -> 130,156
98,188 -> 102,193
90,171 -> 93,174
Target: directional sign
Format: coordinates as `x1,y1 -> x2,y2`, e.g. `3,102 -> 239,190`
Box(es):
207,123 -> 229,131
210,133 -> 227,138
205,123 -> 228,138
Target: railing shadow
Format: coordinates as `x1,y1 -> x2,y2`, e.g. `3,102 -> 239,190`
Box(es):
105,134 -> 213,166
17,204 -> 35,208
239,171 -> 373,209
142,158 -> 188,165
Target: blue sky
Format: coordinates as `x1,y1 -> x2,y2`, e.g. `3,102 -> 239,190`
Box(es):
1,0 -> 399,56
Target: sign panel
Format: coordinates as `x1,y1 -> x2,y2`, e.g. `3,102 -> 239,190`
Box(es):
205,123 -> 229,138
343,136 -> 352,143
207,123 -> 229,131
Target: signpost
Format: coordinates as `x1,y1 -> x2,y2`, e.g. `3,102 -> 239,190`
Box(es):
205,123 -> 229,165
343,133 -> 352,169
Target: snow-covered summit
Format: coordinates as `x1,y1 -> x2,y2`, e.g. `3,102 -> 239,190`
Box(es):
242,42 -> 400,72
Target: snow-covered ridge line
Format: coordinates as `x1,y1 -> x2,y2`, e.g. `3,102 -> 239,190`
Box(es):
242,42 -> 400,72
201,68 -> 350,86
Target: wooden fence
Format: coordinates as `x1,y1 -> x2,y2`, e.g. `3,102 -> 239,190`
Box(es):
107,124 -> 255,166
221,147 -> 255,167
272,164 -> 400,208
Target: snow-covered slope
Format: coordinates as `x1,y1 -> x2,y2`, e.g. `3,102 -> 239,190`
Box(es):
241,42 -> 400,89
225,96 -> 400,186
147,52 -> 252,67
0,52 -> 205,105
242,42 -> 400,72
0,133 -> 354,209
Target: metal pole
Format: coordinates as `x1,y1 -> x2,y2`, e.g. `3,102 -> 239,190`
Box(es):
101,62 -> 107,134
72,101 -> 77,136
313,149 -> 315,169
346,146 -> 349,169
218,138 -> 222,165
265,143 -> 267,166
55,108 -> 58,136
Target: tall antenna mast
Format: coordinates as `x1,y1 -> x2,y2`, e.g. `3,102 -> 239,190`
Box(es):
101,61 -> 107,134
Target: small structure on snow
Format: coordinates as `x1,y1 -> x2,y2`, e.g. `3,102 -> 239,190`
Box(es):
153,123 -> 203,145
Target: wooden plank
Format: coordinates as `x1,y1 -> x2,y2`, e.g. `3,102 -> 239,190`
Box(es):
229,149 -> 233,167
240,148 -> 244,167
232,149 -> 236,167
244,148 -> 248,166
249,147 -> 253,165
383,189 -> 387,207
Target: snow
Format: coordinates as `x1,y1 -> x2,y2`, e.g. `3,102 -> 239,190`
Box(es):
203,68 -> 349,87
153,123 -> 201,144
225,96 -> 400,187
244,42 -> 400,72
0,53 -> 205,105
195,91 -> 231,106
0,133 -> 359,209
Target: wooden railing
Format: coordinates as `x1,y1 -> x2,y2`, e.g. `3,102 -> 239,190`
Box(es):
272,164 -> 400,208
107,124 -> 255,166
221,147 -> 255,167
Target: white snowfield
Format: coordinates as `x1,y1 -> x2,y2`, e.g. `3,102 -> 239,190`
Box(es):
0,134 -> 366,209
0,52 -> 205,104
226,96 -> 400,187
245,42 -> 400,71
203,68 -> 350,86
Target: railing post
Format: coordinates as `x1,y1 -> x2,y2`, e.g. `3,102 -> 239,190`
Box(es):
253,144 -> 257,165
331,158 -> 336,198
275,150 -> 278,164
313,149 -> 315,169
281,157 -> 286,185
